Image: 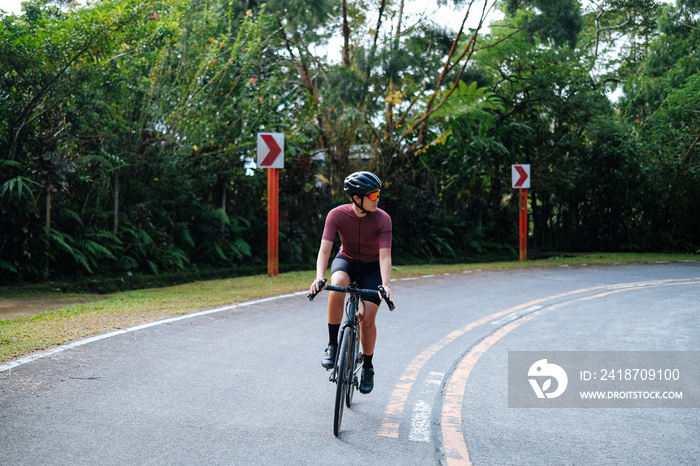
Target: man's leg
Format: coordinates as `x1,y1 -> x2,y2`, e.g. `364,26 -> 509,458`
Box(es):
359,301 -> 379,393
322,270 -> 350,369
359,301 -> 378,356
328,270 -> 349,327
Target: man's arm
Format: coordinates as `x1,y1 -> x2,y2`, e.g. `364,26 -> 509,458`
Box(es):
379,247 -> 392,302
310,239 -> 334,294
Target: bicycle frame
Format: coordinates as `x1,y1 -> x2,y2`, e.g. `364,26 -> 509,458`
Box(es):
327,285 -> 364,387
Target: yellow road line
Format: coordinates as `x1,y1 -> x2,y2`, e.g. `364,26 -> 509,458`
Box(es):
378,277 -> 698,439
441,312 -> 538,465
439,278 -> 700,465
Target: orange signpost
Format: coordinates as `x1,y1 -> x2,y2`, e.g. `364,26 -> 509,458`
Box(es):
512,164 -> 530,262
258,133 -> 284,276
519,188 -> 528,262
267,168 -> 279,276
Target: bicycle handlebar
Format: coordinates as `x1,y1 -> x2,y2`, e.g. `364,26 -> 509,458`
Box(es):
307,278 -> 395,311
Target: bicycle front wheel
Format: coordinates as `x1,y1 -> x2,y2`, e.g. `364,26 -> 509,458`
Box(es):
333,327 -> 351,437
346,330 -> 360,408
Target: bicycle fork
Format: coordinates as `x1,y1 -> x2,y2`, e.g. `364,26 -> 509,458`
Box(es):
329,325 -> 363,386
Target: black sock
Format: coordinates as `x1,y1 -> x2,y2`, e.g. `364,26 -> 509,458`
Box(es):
363,353 -> 373,369
328,323 -> 340,346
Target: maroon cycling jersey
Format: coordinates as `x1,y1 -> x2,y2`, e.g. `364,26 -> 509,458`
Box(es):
322,204 -> 392,263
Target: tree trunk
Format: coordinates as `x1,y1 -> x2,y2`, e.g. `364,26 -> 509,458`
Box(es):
221,178 -> 227,211
341,0 -> 351,67
45,187 -> 51,273
113,172 -> 119,234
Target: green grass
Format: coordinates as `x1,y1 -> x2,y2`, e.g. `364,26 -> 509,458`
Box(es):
1,253 -> 697,364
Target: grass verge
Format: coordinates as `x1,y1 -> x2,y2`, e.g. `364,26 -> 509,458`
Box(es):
1,253 -> 696,364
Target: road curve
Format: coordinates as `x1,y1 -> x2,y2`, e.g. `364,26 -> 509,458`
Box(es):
1,262 -> 698,465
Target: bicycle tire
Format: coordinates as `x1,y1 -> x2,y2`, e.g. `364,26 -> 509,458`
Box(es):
346,329 -> 359,408
333,327 -> 350,437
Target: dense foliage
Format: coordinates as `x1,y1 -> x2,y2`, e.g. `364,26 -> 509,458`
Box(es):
1,0 -> 698,284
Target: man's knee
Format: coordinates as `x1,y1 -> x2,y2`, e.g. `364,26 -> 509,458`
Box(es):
361,304 -> 379,325
330,271 -> 350,286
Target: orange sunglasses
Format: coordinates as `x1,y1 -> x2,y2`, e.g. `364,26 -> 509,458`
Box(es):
367,191 -> 380,201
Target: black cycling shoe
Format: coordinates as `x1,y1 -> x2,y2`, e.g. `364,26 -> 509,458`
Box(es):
360,368 -> 374,394
322,345 -> 337,369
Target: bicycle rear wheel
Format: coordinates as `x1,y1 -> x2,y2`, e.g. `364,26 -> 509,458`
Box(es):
333,327 -> 351,437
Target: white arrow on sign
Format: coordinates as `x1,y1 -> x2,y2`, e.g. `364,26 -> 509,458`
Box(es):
257,132 -> 284,169
512,164 -> 530,189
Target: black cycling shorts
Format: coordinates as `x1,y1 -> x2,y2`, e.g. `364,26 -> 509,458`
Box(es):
330,253 -> 382,306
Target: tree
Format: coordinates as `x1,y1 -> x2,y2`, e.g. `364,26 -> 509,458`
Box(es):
1,0 -> 169,279
618,0 -> 700,250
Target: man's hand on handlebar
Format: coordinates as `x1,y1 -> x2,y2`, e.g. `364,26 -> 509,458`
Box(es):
308,278 -> 394,310
309,277 -> 327,297
377,284 -> 395,311
379,283 -> 393,304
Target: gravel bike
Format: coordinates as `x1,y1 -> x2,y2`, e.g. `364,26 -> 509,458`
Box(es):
308,278 -> 395,437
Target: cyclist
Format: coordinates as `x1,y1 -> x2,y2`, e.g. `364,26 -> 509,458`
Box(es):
310,171 -> 393,394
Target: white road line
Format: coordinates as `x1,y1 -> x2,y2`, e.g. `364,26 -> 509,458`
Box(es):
409,371 -> 444,442
0,291 -> 308,373
490,306 -> 541,325
408,401 -> 432,442
607,281 -> 665,290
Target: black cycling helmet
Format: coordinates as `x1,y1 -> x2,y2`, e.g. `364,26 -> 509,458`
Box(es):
343,171 -> 382,198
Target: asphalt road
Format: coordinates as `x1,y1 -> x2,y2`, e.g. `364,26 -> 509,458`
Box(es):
1,262 -> 699,465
